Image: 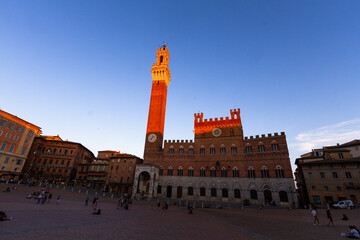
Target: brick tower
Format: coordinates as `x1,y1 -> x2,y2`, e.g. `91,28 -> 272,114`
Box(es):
144,45 -> 171,158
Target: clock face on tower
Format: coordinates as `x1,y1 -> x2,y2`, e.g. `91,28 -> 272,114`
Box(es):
212,128 -> 222,137
148,133 -> 157,142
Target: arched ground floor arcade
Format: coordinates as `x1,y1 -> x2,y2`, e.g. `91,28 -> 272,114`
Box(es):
132,164 -> 298,208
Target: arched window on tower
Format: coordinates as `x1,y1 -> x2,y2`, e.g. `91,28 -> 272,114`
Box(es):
159,166 -> 163,176
160,56 -> 163,63
230,129 -> 234,136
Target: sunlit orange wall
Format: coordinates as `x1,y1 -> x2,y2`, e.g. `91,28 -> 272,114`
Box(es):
146,81 -> 168,135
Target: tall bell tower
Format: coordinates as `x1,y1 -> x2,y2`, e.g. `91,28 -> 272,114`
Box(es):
144,45 -> 171,159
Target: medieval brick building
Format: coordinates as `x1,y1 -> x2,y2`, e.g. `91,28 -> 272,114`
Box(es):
133,46 -> 297,207
24,135 -> 95,184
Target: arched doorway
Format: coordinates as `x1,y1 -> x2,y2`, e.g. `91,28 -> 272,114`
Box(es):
137,171 -> 151,197
264,190 -> 272,204
167,186 -> 172,198
177,186 -> 182,198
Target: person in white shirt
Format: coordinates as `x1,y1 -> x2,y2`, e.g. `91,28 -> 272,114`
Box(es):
347,225 -> 360,239
311,207 -> 320,225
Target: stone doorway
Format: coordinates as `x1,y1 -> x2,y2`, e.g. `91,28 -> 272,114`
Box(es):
177,186 -> 182,199
167,186 -> 172,198
264,190 -> 272,204
137,171 -> 151,196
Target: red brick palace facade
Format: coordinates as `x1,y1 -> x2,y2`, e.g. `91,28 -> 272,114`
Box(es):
133,46 -> 297,207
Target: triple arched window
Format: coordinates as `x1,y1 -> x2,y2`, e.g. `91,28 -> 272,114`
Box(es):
167,166 -> 173,176
188,166 -> 194,177
248,166 -> 255,178
231,144 -> 237,154
233,167 -> 239,178
188,146 -> 194,155
200,146 -> 205,155
179,146 -> 184,155
276,166 -> 285,178
221,167 -> 227,177
258,144 -> 265,152
177,166 -> 183,176
271,142 -> 280,151
261,166 -> 269,178
245,145 -> 252,153
210,167 -> 216,177
169,146 -> 174,154
200,167 -> 206,177
210,145 -> 215,155
220,145 -> 226,154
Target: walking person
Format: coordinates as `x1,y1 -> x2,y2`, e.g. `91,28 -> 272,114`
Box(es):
42,194 -> 47,204
85,196 -> 89,206
48,193 -> 52,203
37,194 -> 42,204
326,208 -> 334,226
312,206 -> 320,225
56,195 -> 61,205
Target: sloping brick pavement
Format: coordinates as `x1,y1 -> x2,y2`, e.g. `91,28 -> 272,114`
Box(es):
0,184 -> 359,240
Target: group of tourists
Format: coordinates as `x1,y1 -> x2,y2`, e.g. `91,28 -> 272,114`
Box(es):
311,207 -> 360,238
117,197 -> 131,210
24,186 -> 61,205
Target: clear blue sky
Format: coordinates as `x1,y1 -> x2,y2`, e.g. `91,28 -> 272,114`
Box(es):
1,1 -> 359,171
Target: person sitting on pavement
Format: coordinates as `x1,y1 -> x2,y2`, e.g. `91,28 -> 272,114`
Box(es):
92,208 -> 101,215
342,214 -> 349,221
347,225 -> 360,239
0,211 -> 12,221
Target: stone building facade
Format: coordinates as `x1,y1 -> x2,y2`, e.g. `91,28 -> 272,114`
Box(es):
0,109 -> 42,180
108,153 -> 143,196
24,135 -> 94,184
295,140 -> 360,207
133,46 -> 297,207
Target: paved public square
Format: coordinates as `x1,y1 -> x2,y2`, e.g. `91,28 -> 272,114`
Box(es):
0,184 -> 359,240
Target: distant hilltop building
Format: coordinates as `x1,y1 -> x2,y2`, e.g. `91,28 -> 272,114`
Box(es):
133,46 -> 297,207
295,140 -> 360,208
0,109 -> 42,181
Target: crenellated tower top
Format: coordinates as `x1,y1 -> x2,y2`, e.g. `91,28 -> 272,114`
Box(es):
194,109 -> 242,134
151,45 -> 171,86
